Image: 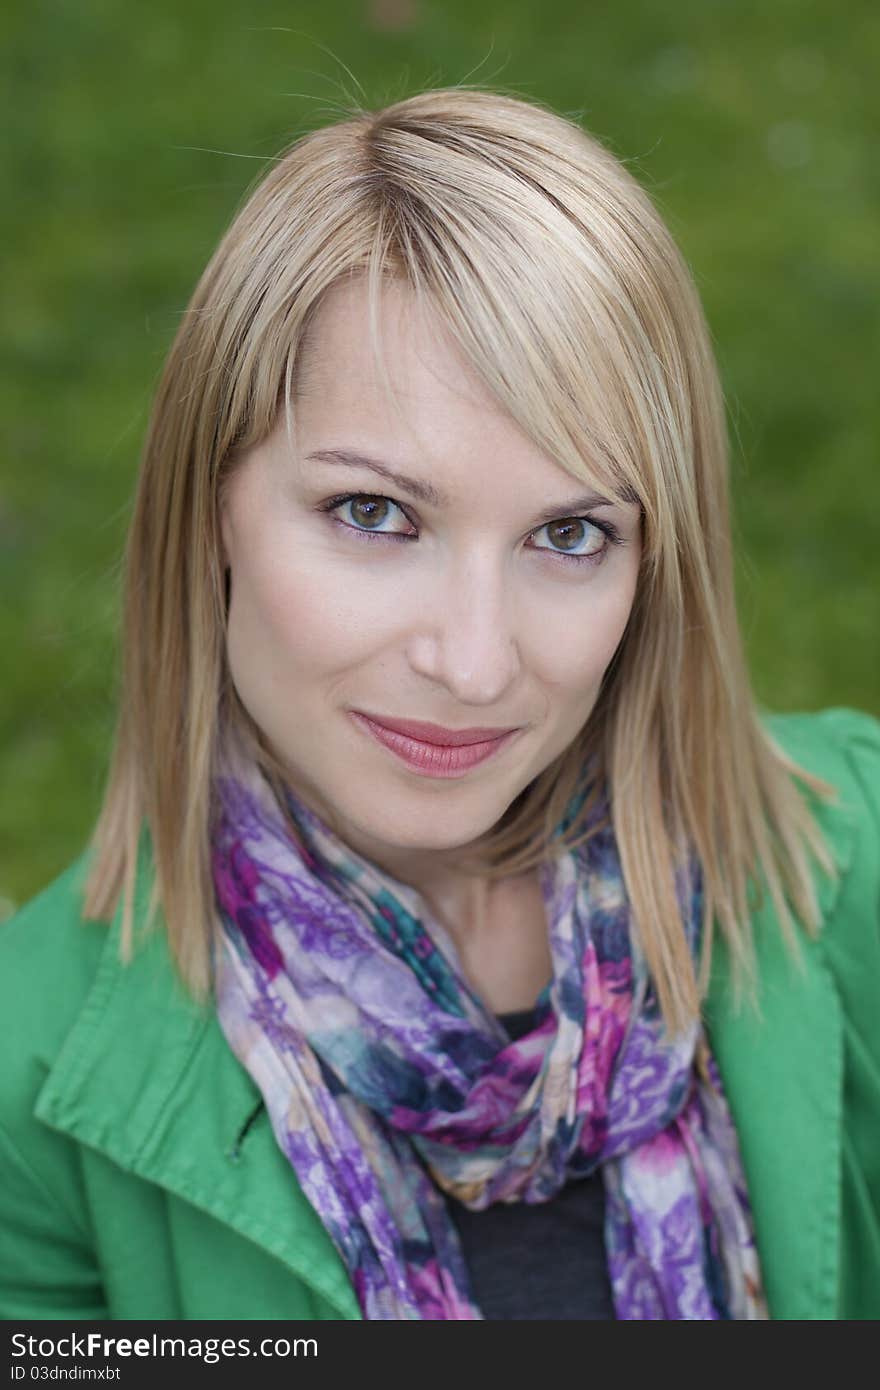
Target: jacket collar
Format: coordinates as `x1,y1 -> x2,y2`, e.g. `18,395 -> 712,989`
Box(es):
35,725 -> 858,1322
34,839 -> 361,1319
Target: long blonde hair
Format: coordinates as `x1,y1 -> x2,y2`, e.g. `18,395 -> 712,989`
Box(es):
84,85 -> 840,1035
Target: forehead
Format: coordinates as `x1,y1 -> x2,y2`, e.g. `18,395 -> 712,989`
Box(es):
295,276 -> 500,423
290,279 -> 614,505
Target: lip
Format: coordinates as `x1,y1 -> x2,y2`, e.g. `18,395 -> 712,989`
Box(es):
350,711 -> 522,778
353,714 -> 521,747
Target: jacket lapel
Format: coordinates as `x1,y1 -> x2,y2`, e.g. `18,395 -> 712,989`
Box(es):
705,758 -> 859,1320
34,852 -> 361,1320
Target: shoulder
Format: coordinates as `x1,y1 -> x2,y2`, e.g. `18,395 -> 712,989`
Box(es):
712,705 -> 880,1046
0,852 -> 111,1129
760,703 -> 880,786
706,704 -> 878,1031
759,704 -> 880,889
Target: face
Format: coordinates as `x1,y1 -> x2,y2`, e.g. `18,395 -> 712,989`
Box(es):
220,278 -> 643,885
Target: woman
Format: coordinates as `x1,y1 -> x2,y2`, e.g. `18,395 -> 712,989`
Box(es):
2,87 -> 878,1322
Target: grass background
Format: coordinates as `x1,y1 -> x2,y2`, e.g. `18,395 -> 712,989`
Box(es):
2,0 -> 878,915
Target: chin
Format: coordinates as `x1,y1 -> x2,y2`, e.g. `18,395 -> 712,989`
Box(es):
351,802 -> 501,855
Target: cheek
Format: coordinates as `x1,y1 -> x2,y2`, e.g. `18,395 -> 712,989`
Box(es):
225,542 -> 386,693
532,581 -> 637,696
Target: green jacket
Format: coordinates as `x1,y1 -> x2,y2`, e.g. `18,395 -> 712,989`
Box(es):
2,707 -> 878,1321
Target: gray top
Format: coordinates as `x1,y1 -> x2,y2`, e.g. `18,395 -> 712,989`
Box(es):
444,1004 -> 614,1320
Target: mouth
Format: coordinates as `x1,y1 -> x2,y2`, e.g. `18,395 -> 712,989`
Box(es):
349,711 -> 523,779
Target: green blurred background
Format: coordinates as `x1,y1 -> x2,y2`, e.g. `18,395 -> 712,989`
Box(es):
2,0 -> 878,916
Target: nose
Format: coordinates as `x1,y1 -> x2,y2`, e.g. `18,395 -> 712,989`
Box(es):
405,552 -> 521,706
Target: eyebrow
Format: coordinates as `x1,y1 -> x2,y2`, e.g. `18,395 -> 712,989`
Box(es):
304,447 -> 639,522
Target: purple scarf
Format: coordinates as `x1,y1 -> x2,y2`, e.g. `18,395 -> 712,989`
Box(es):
210,728 -> 767,1318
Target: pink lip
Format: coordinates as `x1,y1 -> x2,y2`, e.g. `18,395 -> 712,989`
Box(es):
350,712 -> 522,778
354,714 -> 520,747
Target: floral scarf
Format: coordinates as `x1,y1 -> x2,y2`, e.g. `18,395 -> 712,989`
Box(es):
210,728 -> 767,1319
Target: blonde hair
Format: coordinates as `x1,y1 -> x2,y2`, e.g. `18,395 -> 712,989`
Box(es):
84,85 -> 840,1035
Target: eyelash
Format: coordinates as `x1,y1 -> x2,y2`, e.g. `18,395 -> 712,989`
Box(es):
317,491 -> 625,568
